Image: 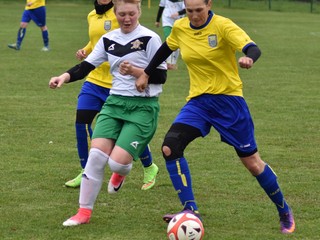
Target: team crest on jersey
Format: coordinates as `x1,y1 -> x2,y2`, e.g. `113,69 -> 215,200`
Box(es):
208,34 -> 217,47
131,39 -> 144,49
104,21 -> 111,31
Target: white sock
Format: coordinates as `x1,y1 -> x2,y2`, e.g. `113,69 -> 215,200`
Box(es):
79,148 -> 109,209
108,157 -> 132,176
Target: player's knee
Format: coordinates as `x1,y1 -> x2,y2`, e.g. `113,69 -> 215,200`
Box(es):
161,136 -> 184,161
162,145 -> 172,157
108,157 -> 132,176
76,109 -> 98,124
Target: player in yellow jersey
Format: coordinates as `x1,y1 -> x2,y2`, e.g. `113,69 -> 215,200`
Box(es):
8,0 -> 49,51
136,0 -> 295,234
64,0 -> 159,191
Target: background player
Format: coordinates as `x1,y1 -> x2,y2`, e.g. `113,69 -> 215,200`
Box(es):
8,0 -> 49,51
155,0 -> 185,70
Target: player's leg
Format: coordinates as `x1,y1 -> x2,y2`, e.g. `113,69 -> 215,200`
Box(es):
107,95 -> 159,193
162,122 -> 203,223
63,139 -> 114,226
65,82 -> 108,188
240,153 -> 295,234
31,6 -> 49,51
64,109 -> 97,188
215,95 -> 295,234
40,26 -> 49,51
63,99 -> 121,226
110,141 -> 158,192
139,145 -> 159,190
8,10 -> 30,50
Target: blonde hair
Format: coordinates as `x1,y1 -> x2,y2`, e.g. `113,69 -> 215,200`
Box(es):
112,0 -> 141,12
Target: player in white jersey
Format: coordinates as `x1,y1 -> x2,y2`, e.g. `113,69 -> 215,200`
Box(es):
49,0 -> 166,226
155,0 -> 185,70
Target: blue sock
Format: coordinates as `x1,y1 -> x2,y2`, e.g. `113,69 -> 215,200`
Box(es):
139,145 -> 152,167
42,30 -> 49,47
256,165 -> 290,214
166,157 -> 198,212
75,123 -> 92,169
17,28 -> 26,46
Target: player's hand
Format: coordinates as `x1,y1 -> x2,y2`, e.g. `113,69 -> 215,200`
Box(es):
155,22 -> 160,28
49,73 -> 70,89
238,56 -> 254,69
26,2 -> 33,7
76,49 -> 87,61
170,12 -> 179,19
119,60 -> 133,75
135,72 -> 149,92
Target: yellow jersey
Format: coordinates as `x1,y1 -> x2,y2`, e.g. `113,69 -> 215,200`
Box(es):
26,0 -> 45,10
167,12 -> 255,101
83,8 -> 119,88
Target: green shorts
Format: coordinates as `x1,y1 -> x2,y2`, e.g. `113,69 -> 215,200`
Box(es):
163,26 -> 172,39
92,95 -> 160,160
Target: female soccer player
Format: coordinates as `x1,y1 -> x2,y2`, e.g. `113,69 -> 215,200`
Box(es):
8,0 -> 49,51
135,0 -> 295,234
64,0 -> 159,191
49,0 -> 166,226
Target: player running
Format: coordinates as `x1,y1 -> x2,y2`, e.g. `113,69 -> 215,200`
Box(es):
135,0 -> 295,234
49,0 -> 166,226
64,0 -> 159,191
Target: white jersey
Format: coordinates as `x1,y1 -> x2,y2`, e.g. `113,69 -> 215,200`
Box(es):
85,24 -> 166,97
159,0 -> 185,27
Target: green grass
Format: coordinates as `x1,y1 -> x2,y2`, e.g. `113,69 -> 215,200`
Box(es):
213,0 -> 320,13
1,1 -> 320,240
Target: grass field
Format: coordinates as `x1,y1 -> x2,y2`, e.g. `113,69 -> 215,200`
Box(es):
0,1 -> 319,240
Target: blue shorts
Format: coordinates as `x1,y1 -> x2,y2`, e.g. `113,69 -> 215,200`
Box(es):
173,94 -> 257,154
77,81 -> 110,111
21,6 -> 46,27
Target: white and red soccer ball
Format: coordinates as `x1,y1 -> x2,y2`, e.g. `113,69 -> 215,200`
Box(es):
167,212 -> 204,240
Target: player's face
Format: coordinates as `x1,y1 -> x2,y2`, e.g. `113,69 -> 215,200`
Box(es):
115,2 -> 141,34
184,0 -> 212,27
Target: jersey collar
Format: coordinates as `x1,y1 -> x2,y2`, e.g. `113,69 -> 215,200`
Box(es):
190,10 -> 214,30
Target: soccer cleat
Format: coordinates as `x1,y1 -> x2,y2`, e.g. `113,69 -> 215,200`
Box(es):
8,43 -> 20,50
108,173 -> 125,194
163,209 -> 201,223
280,210 -> 295,234
62,208 -> 92,227
41,46 -> 50,51
65,169 -> 84,188
141,163 -> 159,190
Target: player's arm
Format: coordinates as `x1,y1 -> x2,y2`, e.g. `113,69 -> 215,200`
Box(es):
239,44 -> 261,69
49,61 -> 95,89
171,9 -> 186,18
136,42 -> 172,92
155,6 -> 164,27
76,42 -> 92,61
119,60 -> 167,84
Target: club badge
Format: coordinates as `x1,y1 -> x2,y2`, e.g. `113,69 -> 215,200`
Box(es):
208,34 -> 217,47
104,21 -> 111,31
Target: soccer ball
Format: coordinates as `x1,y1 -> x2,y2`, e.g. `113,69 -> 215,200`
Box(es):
167,212 -> 204,240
